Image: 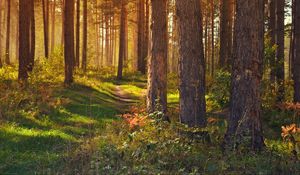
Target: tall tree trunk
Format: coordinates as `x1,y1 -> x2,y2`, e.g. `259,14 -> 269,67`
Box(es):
51,0 -> 56,54
176,0 -> 206,127
147,0 -> 168,114
276,0 -> 285,102
224,0 -> 265,150
5,0 -> 11,65
75,0 -> 80,67
81,0 -> 87,72
117,1 -> 126,80
101,12 -> 104,67
293,0 -> 300,102
42,0 -> 49,58
219,0 -> 234,69
61,0 -> 65,46
64,0 -> 75,84
211,0 -> 214,76
137,0 -> 146,74
19,0 -> 31,81
28,0 -> 35,72
0,1 -> 3,68
269,0 -> 276,83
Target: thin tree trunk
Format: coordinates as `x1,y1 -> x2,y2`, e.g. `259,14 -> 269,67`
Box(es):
276,0 -> 285,102
42,0 -> 49,58
176,0 -> 206,127
75,0 -> 80,67
28,0 -> 35,72
137,0 -> 146,74
269,0 -> 276,83
0,1 -> 3,68
224,0 -> 265,150
61,0 -> 65,46
5,0 -> 11,65
211,0 -> 214,76
117,1 -> 126,80
51,0 -> 56,54
82,0 -> 87,72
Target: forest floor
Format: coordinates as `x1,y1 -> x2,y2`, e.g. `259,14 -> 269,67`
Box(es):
0,66 -> 147,174
1,64 -> 300,174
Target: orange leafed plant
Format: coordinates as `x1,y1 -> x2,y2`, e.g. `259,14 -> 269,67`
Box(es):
117,106 -> 148,130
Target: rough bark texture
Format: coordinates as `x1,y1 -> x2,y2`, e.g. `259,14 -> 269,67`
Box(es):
82,0 -> 87,72
64,0 -> 75,84
75,0 -> 80,67
224,0 -> 265,150
219,0 -> 234,68
147,0 -> 168,114
5,0 -> 11,65
117,1 -> 126,80
293,0 -> 300,102
276,0 -> 285,102
19,0 -> 31,80
176,0 -> 206,127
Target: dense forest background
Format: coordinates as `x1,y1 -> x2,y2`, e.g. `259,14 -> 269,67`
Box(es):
1,0 -> 300,174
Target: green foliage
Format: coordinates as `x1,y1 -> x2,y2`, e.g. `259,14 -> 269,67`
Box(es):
207,70 -> 231,110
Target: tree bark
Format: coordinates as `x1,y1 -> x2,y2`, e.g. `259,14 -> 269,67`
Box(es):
147,0 -> 168,114
5,0 -> 11,65
293,0 -> 300,102
176,0 -> 206,127
211,0 -> 214,76
75,0 -> 80,67
219,0 -> 234,69
28,0 -> 35,72
82,0 -> 87,72
42,0 -> 49,58
64,0 -> 75,84
51,0 -> 56,54
137,0 -> 146,74
224,0 -> 265,151
117,1 -> 126,80
18,0 -> 31,80
0,1 -> 3,68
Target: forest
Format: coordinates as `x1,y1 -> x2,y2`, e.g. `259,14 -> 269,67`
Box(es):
0,0 -> 300,174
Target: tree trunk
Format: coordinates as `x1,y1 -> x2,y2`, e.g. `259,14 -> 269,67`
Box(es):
75,0 -> 80,67
293,0 -> 300,102
211,0 -> 214,76
219,0 -> 234,69
276,0 -> 285,102
147,0 -> 168,114
117,1 -> 126,80
137,0 -> 146,74
224,0 -> 265,151
0,1 -> 3,68
42,0 -> 49,58
64,0 -> 75,84
19,0 -> 31,81
5,0 -> 11,65
28,0 -> 35,72
269,0 -> 276,83
176,0 -> 206,127
61,0 -> 65,46
82,0 -> 87,71
51,0 -> 56,54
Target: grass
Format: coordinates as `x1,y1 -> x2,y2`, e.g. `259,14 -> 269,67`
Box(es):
0,65 -> 146,174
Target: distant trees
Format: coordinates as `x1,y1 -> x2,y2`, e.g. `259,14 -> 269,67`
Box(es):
224,0 -> 265,150
276,0 -> 285,102
175,0 -> 206,127
117,0 -> 127,80
64,0 -> 75,84
146,0 -> 168,114
137,0 -> 148,74
75,0 -> 80,67
5,0 -> 11,65
42,0 -> 49,58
